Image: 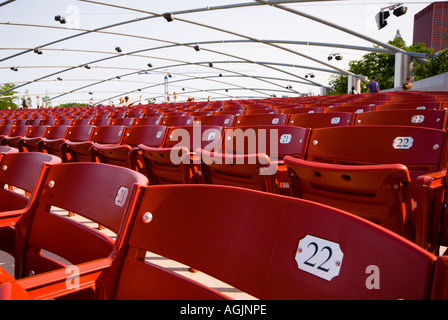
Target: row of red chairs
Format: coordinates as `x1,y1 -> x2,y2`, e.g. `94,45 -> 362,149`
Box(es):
0,150 -> 446,300
2,119 -> 448,254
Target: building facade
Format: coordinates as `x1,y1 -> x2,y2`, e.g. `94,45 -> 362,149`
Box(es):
413,1 -> 448,52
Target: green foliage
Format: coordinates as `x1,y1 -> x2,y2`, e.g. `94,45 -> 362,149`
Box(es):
0,83 -> 18,109
329,38 -> 443,95
57,102 -> 90,108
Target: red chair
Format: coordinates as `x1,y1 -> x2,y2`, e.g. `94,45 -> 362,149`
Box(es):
92,125 -> 167,171
1,125 -> 29,147
354,109 -> 448,130
0,152 -> 61,260
15,125 -> 49,152
132,116 -> 162,126
193,114 -> 235,127
0,162 -> 148,300
288,112 -> 354,129
234,114 -> 288,127
160,116 -> 194,127
138,125 -> 223,185
3,184 -> 447,300
284,157 -> 414,240
62,126 -> 125,163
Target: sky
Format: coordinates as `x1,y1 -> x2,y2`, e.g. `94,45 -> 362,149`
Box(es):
0,0 -> 445,106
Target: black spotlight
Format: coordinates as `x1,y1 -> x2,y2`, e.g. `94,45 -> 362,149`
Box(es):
115,47 -> 122,53
10,67 -> 18,72
375,10 -> 390,30
84,65 -> 90,69
147,63 -> 153,68
335,55 -> 343,61
57,77 -> 62,81
328,56 -> 333,61
116,76 -> 121,80
34,48 -> 42,55
55,15 -> 66,24
194,45 -> 200,52
209,62 -> 213,67
163,12 -> 174,22
393,6 -> 407,17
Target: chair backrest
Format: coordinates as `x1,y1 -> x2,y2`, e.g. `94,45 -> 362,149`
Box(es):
284,156 -> 415,240
197,149 -> 275,192
138,125 -> 224,185
304,125 -> 448,191
109,118 -> 134,126
375,102 -> 441,111
0,152 -> 61,226
65,125 -> 94,142
288,112 -> 354,129
0,125 -> 12,136
160,116 -> 194,127
193,114 -> 235,127
112,184 -> 438,300
14,162 -> 148,293
354,109 -> 448,130
132,116 -> 162,126
221,125 -> 310,160
92,125 -> 167,169
234,114 -> 288,127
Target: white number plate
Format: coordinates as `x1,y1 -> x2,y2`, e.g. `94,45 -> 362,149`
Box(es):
392,137 -> 414,149
295,235 -> 343,281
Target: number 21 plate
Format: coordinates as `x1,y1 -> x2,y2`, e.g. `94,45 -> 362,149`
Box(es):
295,235 -> 344,281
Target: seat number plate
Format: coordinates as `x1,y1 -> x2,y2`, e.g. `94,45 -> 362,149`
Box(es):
295,235 -> 344,281
392,137 -> 414,149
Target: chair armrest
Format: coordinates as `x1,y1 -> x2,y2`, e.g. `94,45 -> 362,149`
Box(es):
415,170 -> 447,253
0,257 -> 112,300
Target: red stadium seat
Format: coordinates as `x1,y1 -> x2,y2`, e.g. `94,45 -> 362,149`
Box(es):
234,114 -> 288,127
284,157 -> 414,240
1,125 -> 29,148
92,125 -> 167,171
354,109 -> 448,130
193,114 -> 235,127
288,112 -> 354,129
0,152 -> 61,258
0,162 -> 148,299
16,126 -> 49,152
3,185 -> 447,300
40,125 -> 93,161
138,125 -> 223,185
62,126 -> 125,163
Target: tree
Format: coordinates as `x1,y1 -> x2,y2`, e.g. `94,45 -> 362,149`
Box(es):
0,83 -> 18,109
329,38 -> 434,94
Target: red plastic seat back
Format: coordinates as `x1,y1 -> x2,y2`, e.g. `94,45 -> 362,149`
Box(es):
221,125 -> 310,160
122,125 -> 166,148
305,125 -> 448,189
234,114 -> 288,127
15,162 -> 148,280
354,109 -> 448,130
194,114 -> 235,127
114,185 -> 436,300
288,112 -> 354,129
284,157 -> 414,239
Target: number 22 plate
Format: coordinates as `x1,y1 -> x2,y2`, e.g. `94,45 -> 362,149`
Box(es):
295,235 -> 344,281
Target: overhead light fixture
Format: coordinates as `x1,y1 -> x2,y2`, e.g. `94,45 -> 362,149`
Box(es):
375,3 -> 406,30
163,12 -> 174,22
84,65 -> 90,69
209,62 -> 213,67
375,10 -> 390,30
305,73 -> 315,79
286,85 -> 293,90
193,45 -> 200,52
116,76 -> 121,79
54,15 -> 66,24
328,53 -> 343,61
219,74 -> 223,77
393,6 -> 407,17
57,77 -> 62,81
147,63 -> 153,68
115,46 -> 122,53
10,67 -> 18,71
89,92 -> 93,95
34,48 -> 42,55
